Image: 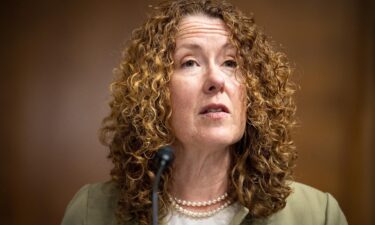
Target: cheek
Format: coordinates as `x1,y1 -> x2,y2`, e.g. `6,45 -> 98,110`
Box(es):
236,85 -> 247,124
169,79 -> 194,125
170,80 -> 186,111
235,90 -> 247,141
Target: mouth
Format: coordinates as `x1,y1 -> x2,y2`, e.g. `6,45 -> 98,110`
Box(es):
199,104 -> 230,115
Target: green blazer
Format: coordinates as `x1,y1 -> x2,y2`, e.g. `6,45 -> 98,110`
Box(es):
61,181 -> 348,225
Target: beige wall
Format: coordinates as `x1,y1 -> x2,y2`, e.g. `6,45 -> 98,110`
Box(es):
1,0 -> 373,224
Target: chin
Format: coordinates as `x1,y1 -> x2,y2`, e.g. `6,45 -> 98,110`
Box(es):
201,132 -> 242,148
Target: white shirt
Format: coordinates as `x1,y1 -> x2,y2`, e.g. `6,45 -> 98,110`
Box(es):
166,202 -> 241,225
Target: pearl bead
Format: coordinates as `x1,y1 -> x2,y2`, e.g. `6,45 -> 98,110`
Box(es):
170,197 -> 232,218
170,192 -> 228,207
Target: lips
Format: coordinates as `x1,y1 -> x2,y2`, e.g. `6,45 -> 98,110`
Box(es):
199,104 -> 229,114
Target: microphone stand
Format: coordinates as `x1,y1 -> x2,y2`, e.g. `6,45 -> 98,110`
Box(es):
152,147 -> 174,225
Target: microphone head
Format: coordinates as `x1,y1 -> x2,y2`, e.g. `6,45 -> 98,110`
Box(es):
157,146 -> 174,165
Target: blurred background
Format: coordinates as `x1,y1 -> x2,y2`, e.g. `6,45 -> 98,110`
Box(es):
0,0 -> 373,224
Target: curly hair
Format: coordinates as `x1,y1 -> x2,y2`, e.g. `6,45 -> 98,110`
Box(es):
100,0 -> 297,224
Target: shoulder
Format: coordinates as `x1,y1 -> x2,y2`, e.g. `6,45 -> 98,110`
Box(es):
61,181 -> 120,225
249,182 -> 348,225
286,182 -> 347,224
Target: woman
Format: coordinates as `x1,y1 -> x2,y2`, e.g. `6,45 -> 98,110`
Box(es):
61,0 -> 348,225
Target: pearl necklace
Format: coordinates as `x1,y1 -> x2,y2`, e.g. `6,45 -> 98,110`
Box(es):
173,192 -> 228,207
168,193 -> 232,218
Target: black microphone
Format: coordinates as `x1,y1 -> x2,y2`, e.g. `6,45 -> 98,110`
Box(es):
152,146 -> 174,225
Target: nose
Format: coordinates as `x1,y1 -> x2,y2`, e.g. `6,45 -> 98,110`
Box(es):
203,65 -> 225,94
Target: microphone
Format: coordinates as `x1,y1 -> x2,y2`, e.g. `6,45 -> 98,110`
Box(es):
152,146 -> 174,225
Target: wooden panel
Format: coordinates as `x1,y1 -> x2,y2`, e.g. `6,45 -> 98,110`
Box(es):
1,0 -> 373,224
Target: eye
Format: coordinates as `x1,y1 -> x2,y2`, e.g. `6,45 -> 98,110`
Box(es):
181,59 -> 199,68
223,60 -> 237,68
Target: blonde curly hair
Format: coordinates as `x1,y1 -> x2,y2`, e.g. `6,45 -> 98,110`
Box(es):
100,0 -> 297,224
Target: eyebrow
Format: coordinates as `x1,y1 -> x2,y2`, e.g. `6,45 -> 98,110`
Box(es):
175,43 -> 202,51
175,42 -> 236,52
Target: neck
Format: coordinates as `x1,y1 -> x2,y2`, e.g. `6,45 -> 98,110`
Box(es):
170,143 -> 231,202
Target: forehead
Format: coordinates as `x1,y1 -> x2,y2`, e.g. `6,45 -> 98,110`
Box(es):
176,14 -> 230,40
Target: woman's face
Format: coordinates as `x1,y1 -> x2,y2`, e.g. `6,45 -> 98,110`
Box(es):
169,14 -> 246,150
